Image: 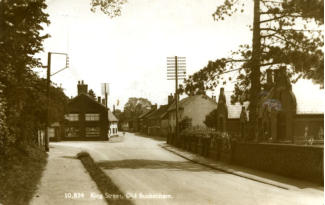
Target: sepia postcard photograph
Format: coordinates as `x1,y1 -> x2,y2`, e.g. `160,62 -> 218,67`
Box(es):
0,0 -> 324,204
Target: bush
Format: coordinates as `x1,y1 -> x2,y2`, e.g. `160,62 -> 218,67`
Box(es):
178,126 -> 236,160
179,126 -> 221,141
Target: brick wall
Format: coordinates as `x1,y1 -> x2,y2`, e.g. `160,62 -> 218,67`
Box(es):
294,114 -> 324,141
231,142 -> 324,184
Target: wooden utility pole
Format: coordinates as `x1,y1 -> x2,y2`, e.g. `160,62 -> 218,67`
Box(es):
45,52 -> 51,152
44,52 -> 69,152
250,0 -> 261,141
175,56 -> 179,138
167,56 -> 186,139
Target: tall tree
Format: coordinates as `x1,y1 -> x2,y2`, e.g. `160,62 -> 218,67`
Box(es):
0,0 -> 51,149
180,0 -> 323,138
204,109 -> 218,129
123,97 -> 152,120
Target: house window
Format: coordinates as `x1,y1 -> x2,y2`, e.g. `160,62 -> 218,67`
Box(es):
85,127 -> 100,137
65,114 -> 79,121
85,113 -> 100,121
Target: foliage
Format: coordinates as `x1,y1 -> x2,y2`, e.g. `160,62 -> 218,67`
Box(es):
0,83 -> 14,153
179,126 -> 218,139
90,0 -> 127,18
180,0 -> 324,104
179,116 -> 192,131
0,0 -> 68,152
113,108 -> 126,121
204,109 -> 218,129
123,97 -> 152,120
88,89 -> 96,100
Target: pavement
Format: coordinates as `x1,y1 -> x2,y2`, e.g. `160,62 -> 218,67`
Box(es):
30,144 -> 106,205
160,143 -> 323,193
30,132 -> 324,205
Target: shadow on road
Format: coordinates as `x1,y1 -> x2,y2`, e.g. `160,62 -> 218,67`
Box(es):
133,132 -> 166,142
97,159 -> 221,173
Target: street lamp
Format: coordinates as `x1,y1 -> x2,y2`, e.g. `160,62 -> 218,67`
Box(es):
43,52 -> 69,152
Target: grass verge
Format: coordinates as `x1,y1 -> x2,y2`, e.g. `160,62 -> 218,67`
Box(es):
77,152 -> 133,205
0,145 -> 48,205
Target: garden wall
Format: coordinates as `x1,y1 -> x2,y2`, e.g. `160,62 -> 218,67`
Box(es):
231,142 -> 324,184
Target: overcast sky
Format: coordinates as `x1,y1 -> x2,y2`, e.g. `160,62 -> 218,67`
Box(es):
37,0 -> 323,111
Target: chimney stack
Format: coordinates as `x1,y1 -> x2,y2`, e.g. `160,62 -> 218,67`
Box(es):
97,96 -> 101,104
151,104 -> 157,110
77,80 -> 88,95
218,87 -> 226,104
168,93 -> 174,105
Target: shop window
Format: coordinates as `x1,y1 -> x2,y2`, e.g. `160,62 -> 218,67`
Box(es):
85,127 -> 100,137
65,127 -> 80,137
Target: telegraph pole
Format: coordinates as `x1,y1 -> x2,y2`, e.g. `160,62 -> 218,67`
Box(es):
101,83 -> 109,108
167,56 -> 186,140
44,52 -> 69,152
175,56 -> 178,139
45,52 -> 51,152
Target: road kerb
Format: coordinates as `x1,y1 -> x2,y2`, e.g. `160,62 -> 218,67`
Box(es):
159,143 -> 295,190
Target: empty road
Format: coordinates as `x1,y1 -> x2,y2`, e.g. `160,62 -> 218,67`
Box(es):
52,132 -> 323,205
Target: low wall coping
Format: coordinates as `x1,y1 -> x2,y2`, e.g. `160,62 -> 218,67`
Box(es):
233,142 -> 324,150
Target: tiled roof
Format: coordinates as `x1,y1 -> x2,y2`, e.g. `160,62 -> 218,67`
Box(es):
69,93 -> 107,110
138,109 -> 155,119
167,95 -> 217,112
108,110 -> 118,122
147,105 -> 169,120
221,79 -> 324,119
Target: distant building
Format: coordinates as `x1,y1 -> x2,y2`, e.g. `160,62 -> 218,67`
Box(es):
120,121 -> 129,131
63,81 -> 109,140
147,105 -> 170,137
146,94 -> 174,137
138,105 -> 157,134
108,109 -> 119,136
167,95 -> 218,133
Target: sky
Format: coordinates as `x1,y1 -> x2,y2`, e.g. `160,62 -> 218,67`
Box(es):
37,0 -> 254,110
37,0 -> 323,111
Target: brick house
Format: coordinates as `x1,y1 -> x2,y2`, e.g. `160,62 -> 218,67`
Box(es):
63,81 -> 109,140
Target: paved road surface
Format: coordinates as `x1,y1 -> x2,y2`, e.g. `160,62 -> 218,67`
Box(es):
53,132 -> 323,205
